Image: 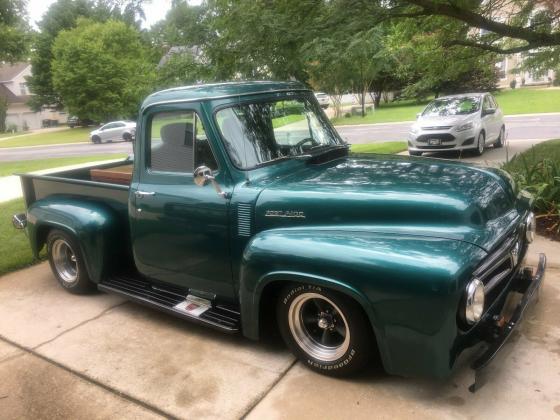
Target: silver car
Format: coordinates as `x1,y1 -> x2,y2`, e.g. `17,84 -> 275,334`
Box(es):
408,93 -> 505,156
90,121 -> 136,144
314,92 -> 330,109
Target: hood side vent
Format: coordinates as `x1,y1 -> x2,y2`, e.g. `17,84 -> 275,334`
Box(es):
237,203 -> 252,237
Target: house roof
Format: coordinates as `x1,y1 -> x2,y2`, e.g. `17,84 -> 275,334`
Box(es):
141,81 -> 310,110
0,84 -> 21,103
0,62 -> 29,82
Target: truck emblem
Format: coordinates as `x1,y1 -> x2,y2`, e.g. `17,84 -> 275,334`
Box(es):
265,210 -> 306,219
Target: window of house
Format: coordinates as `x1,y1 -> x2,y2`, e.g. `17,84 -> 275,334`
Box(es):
148,110 -> 218,174
19,83 -> 27,95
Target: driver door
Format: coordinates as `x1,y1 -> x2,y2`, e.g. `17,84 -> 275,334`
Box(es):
130,106 -> 234,299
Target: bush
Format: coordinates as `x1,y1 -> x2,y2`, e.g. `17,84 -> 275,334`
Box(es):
502,140 -> 560,237
22,120 -> 29,131
510,79 -> 517,89
6,123 -> 18,133
344,112 -> 351,118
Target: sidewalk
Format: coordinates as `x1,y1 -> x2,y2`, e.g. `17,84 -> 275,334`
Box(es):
0,126 -> 69,142
0,158 -> 124,203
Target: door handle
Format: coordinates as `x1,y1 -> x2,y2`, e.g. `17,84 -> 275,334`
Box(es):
135,191 -> 155,198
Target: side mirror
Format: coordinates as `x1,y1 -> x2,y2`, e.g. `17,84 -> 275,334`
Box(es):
193,166 -> 228,198
483,108 -> 496,116
12,213 -> 27,230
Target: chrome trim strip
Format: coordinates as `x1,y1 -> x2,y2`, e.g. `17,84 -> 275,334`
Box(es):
484,266 -> 513,293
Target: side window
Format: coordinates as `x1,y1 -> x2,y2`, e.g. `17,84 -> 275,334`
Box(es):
148,110 -> 218,174
482,96 -> 492,111
489,95 -> 498,108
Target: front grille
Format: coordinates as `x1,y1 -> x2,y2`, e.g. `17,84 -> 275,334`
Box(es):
421,126 -> 452,130
473,228 -> 525,301
417,145 -> 456,149
416,133 -> 456,143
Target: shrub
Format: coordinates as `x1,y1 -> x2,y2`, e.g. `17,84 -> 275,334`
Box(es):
502,140 -> 560,236
6,123 -> 18,133
22,120 -> 29,131
510,79 -> 517,89
344,112 -> 351,118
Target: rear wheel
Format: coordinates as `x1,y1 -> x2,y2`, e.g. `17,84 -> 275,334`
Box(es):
474,132 -> 485,156
495,126 -> 505,148
92,135 -> 101,144
277,283 -> 374,376
47,230 -> 95,294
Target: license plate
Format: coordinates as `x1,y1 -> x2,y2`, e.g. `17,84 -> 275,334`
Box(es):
428,138 -> 441,145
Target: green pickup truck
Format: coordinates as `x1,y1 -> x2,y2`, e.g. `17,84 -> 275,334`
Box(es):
13,81 -> 545,386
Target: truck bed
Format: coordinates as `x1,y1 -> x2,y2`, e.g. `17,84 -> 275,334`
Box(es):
18,159 -> 132,213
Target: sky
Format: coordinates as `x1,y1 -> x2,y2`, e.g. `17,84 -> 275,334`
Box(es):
26,0 -> 176,29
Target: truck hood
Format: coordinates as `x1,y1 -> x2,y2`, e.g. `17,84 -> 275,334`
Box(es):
254,155 -> 520,252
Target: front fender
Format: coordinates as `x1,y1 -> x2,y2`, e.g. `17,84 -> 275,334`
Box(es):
239,228 -> 486,378
26,198 -> 124,282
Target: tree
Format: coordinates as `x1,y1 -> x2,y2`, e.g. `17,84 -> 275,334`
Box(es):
51,19 -> 155,121
382,0 -> 560,69
0,95 -> 8,132
155,51 -> 211,88
26,0 -> 147,111
0,0 -> 29,62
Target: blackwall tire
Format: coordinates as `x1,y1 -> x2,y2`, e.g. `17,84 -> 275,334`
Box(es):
277,283 -> 374,377
495,126 -> 505,148
474,132 -> 485,156
92,135 -> 101,144
47,229 -> 96,294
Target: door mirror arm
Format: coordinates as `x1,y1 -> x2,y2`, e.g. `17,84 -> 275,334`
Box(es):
193,166 -> 230,199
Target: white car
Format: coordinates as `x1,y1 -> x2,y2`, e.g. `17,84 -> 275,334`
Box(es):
90,121 -> 136,144
408,93 -> 505,156
314,92 -> 330,109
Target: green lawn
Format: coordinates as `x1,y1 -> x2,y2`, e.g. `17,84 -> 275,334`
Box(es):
0,127 -> 92,148
0,131 -> 27,140
332,87 -> 560,126
0,154 -> 127,177
0,198 -> 45,276
350,141 -> 407,154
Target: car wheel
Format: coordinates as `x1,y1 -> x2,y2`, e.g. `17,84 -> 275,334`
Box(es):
92,135 -> 101,144
277,283 -> 374,376
123,132 -> 132,142
47,229 -> 96,294
409,150 -> 422,156
495,126 -> 505,148
474,132 -> 485,156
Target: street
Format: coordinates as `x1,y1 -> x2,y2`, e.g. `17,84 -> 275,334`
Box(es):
0,113 -> 559,162
337,113 -> 560,144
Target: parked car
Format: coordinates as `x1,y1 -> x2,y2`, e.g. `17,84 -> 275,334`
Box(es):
314,92 -> 330,109
13,82 -> 545,387
68,116 -> 95,128
89,121 -> 136,144
408,93 -> 505,156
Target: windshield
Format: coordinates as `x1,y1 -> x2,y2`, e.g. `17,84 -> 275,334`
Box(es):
215,96 -> 343,169
422,97 -> 480,117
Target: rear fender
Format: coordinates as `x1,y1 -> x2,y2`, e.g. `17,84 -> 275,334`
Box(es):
26,198 -> 123,282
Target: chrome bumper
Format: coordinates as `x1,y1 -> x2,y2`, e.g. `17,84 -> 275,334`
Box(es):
469,253 -> 546,392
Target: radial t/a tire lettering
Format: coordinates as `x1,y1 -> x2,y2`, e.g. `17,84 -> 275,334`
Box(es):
276,283 -> 375,376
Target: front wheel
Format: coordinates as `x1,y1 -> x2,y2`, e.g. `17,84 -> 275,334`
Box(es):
47,230 -> 96,294
277,284 -> 374,376
92,135 -> 101,144
123,132 -> 132,142
474,132 -> 485,156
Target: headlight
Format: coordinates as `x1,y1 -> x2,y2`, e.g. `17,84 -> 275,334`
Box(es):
410,125 -> 419,134
456,122 -> 474,132
526,212 -> 536,243
464,278 -> 485,325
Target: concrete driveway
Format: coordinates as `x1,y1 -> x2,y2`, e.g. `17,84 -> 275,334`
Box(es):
0,237 -> 559,419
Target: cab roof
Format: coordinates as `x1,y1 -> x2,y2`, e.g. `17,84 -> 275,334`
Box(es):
141,81 -> 310,110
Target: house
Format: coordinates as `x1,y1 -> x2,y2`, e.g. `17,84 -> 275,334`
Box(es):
0,62 -> 67,131
496,55 -> 556,89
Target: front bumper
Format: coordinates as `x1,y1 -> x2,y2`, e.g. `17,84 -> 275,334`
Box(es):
469,253 -> 546,391
408,128 -> 477,152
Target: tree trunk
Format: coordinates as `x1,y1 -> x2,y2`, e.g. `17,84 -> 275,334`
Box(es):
361,87 -> 366,117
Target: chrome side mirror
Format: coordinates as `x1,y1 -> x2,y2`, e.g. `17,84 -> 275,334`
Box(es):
193,166 -> 228,198
12,213 -> 27,230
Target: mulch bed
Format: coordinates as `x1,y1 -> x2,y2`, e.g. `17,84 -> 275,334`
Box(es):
536,215 -> 560,241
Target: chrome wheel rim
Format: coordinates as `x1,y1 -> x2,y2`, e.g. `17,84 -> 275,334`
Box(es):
51,239 -> 78,284
288,293 -> 350,362
478,134 -> 485,154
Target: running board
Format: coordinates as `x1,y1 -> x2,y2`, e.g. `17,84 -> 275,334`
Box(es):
99,274 -> 240,333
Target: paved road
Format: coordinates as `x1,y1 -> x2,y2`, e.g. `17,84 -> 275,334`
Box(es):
337,113 -> 560,144
1,113 -> 559,162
